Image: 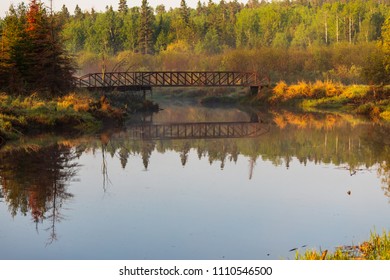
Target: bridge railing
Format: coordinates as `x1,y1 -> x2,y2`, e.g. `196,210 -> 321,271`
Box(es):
73,71 -> 260,89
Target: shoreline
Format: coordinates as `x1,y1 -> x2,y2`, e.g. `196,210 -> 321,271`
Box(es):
0,91 -> 160,145
1,83 -> 390,145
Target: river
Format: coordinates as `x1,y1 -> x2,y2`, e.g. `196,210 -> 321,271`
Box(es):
0,101 -> 389,259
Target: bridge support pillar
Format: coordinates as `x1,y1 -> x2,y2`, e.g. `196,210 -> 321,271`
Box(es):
250,86 -> 259,95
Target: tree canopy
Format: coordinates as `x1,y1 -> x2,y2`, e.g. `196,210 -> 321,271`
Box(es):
1,0 -> 390,88
55,0 -> 390,54
0,0 -> 75,95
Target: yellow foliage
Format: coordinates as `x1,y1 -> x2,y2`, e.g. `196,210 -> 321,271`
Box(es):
0,93 -> 8,103
342,85 -> 369,99
272,81 -> 288,97
286,81 -> 310,99
57,93 -> 93,112
380,111 -> 390,121
309,80 -> 327,98
166,40 -> 192,53
324,81 -> 344,97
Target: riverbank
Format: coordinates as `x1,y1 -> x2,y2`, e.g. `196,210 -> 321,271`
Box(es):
0,91 -> 158,144
158,82 -> 390,122
266,82 -> 390,121
295,231 -> 390,260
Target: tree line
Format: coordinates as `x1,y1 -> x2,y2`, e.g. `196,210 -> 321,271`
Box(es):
57,0 -> 390,54
56,0 -> 390,83
1,0 -> 390,95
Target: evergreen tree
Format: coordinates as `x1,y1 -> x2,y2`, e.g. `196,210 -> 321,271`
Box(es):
118,0 -> 128,14
180,0 -> 190,26
25,0 -> 75,94
1,0 -> 75,95
74,5 -> 83,20
138,0 -> 154,54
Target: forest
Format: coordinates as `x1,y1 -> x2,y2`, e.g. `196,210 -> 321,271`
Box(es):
1,0 -> 390,90
1,0 -> 390,142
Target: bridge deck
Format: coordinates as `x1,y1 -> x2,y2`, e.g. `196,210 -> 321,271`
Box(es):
74,71 -> 260,91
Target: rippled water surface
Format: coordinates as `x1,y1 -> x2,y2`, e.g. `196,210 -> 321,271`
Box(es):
0,102 -> 389,259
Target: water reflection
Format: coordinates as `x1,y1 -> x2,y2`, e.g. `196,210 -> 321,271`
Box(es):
0,144 -> 79,244
0,108 -> 389,257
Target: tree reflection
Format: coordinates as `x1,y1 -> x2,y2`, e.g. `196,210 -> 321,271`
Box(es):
0,144 -> 78,243
99,111 -> 390,198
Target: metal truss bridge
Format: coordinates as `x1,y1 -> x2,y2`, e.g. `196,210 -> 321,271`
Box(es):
73,71 -> 260,92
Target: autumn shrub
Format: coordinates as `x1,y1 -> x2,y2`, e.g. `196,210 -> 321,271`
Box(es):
271,81 -> 288,101
309,80 -> 327,98
324,81 -> 344,97
272,80 -> 344,102
286,81 -> 310,99
57,92 -> 94,112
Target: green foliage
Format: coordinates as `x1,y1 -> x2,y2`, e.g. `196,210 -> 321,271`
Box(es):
382,15 -> 390,75
138,0 -> 154,54
1,0 -> 389,93
295,231 -> 390,260
57,0 -> 389,57
0,1 -> 76,96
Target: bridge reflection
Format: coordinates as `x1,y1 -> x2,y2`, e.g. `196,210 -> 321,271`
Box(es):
125,121 -> 269,140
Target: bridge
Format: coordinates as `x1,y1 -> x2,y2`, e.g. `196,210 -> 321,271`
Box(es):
125,121 -> 269,140
73,71 -> 261,93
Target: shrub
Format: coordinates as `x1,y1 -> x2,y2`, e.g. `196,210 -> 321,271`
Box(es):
324,81 -> 344,97
272,81 -> 288,97
309,80 -> 327,98
286,81 -> 310,99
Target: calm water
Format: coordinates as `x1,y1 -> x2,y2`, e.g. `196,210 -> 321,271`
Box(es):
0,102 -> 389,259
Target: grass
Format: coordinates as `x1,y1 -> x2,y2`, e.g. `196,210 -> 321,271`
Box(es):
295,231 -> 390,260
270,81 -> 390,121
0,91 -> 126,143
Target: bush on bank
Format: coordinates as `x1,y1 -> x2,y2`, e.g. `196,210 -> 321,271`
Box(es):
269,82 -> 390,121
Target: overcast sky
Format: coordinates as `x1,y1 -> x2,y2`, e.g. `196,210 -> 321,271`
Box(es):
1,0 -> 249,18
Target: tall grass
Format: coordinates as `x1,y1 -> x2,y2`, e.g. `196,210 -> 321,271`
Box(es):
295,231 -> 390,260
0,92 -> 120,141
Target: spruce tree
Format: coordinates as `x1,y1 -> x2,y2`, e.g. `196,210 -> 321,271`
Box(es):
180,0 -> 190,26
1,1 -> 75,95
118,0 -> 128,14
24,0 -> 75,95
138,0 -> 154,54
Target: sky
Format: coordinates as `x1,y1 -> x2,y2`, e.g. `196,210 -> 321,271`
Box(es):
0,0 -> 248,18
